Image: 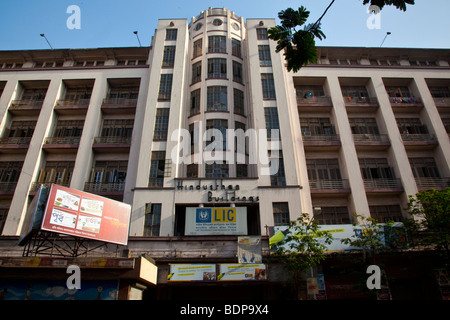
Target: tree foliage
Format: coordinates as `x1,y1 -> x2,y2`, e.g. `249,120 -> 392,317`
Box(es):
406,188 -> 450,263
268,0 -> 415,72
341,214 -> 394,263
271,213 -> 333,296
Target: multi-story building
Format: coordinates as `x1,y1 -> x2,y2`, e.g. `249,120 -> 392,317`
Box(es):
0,7 -> 449,300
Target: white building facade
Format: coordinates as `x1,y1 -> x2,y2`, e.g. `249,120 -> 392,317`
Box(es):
0,7 -> 449,299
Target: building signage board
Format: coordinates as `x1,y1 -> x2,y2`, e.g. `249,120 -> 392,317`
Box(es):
168,264 -> 217,281
237,236 -> 262,263
40,184 -> 131,245
270,223 -> 407,253
185,207 -> 247,236
218,264 -> 267,281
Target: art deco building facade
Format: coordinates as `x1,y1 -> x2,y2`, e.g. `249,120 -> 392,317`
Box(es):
0,8 -> 449,299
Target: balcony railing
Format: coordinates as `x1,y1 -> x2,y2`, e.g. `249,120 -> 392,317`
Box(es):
10,99 -> 44,107
353,134 -> 390,142
102,98 -> 137,106
84,182 -> 125,193
364,178 -> 403,189
433,97 -> 450,107
343,97 -> 378,105
0,181 -> 18,192
30,181 -> 70,192
302,134 -> 340,142
389,96 -> 422,105
56,98 -> 90,106
401,133 -> 437,142
309,179 -> 349,190
415,177 -> 450,189
93,136 -> 132,144
45,136 -> 81,145
0,137 -> 32,145
297,96 -> 332,106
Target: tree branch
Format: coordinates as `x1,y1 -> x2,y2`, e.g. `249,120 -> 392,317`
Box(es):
313,0 -> 336,28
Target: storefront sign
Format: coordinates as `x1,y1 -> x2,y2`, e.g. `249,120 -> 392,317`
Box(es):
176,182 -> 259,203
185,207 -> 247,236
168,264 -> 217,281
218,264 -> 267,281
40,184 -> 132,246
238,236 -> 262,264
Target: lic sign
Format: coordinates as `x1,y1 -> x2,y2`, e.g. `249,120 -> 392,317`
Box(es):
186,207 -> 246,235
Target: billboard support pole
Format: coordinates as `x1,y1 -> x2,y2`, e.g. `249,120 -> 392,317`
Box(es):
22,230 -> 108,258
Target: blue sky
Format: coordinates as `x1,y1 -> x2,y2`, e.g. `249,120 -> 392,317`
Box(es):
0,0 -> 449,51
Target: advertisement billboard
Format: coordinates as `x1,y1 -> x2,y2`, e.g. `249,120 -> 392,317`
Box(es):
40,184 -> 131,245
185,207 -> 247,235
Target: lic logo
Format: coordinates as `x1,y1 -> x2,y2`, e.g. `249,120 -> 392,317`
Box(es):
196,208 -> 212,223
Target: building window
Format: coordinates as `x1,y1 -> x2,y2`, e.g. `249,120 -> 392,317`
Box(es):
100,119 -> 133,143
264,107 -> 280,138
258,45 -> 272,66
273,202 -> 290,226
409,157 -> 441,178
2,120 -> 36,144
190,89 -> 201,116
207,58 -> 227,79
257,28 -> 268,40
0,208 -> 8,234
207,86 -> 227,111
232,39 -> 242,58
193,39 -> 203,58
0,161 -> 23,188
186,164 -> 198,178
153,108 -> 170,140
165,29 -> 178,41
192,61 -> 202,84
37,161 -> 74,187
53,120 -> 84,138
261,73 -> 276,100
205,163 -> 229,178
233,89 -> 245,115
349,118 -> 380,135
396,118 -> 429,134
162,46 -> 176,67
88,161 -> 127,186
144,203 -> 161,236
341,85 -> 370,102
314,207 -> 350,225
307,159 -> 342,180
206,119 -> 228,150
208,36 -> 226,53
270,155 -> 286,186
359,158 -> 395,180
301,118 -> 336,136
158,74 -> 173,101
369,205 -> 403,223
236,164 -> 248,178
149,151 -> 166,187
232,61 -> 243,84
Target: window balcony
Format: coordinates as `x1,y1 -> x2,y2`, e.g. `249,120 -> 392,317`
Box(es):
433,97 -> 450,109
92,136 -> 131,152
84,182 -> 125,200
0,137 -> 31,153
101,98 -> 137,114
415,177 -> 450,190
309,179 -> 350,193
297,96 -> 332,112
363,178 -> 404,193
353,134 -> 390,150
9,100 -> 43,115
389,96 -> 423,112
43,136 -> 81,153
401,133 -> 438,149
302,134 -> 341,151
54,98 -> 90,115
344,97 -> 379,112
0,181 -> 18,195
